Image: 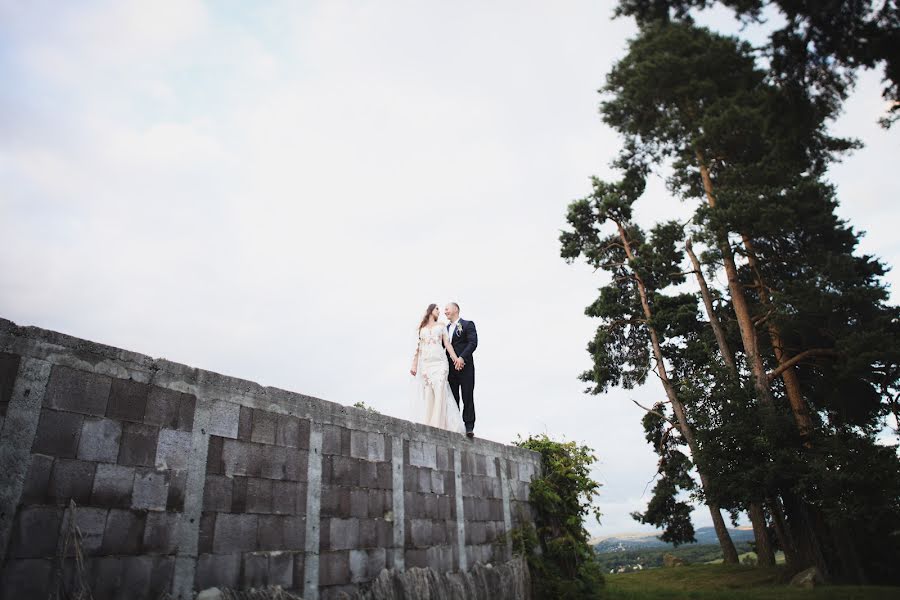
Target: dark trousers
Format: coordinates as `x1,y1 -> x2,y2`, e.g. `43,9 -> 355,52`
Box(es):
448,366 -> 475,431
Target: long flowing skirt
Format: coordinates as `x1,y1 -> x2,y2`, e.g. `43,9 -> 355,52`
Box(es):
415,356 -> 465,434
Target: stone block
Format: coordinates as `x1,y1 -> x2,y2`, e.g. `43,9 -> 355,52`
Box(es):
431,470 -> 445,495
222,439 -> 251,477
273,480 -> 304,515
44,365 -> 111,416
0,352 -> 21,406
350,548 -> 385,583
106,378 -> 149,422
426,545 -> 453,573
166,469 -> 186,511
408,440 -> 437,469
90,556 -> 123,600
350,489 -> 368,518
350,431 -> 385,462
319,551 -> 350,586
422,494 -> 438,519
438,495 -> 453,520
418,468 -> 433,494
251,408 -> 277,444
321,484 -> 351,518
330,456 -> 360,486
132,468 -> 168,511
322,424 -> 343,455
329,518 -> 359,551
206,435 -> 224,474
264,445 -> 305,481
269,551 -> 294,588
474,453 -> 488,476
77,417 -> 122,462
377,462 -> 393,489
117,423 -> 158,467
196,553 -> 240,591
368,489 -> 388,518
102,509 -> 145,555
49,458 -> 96,506
358,518 -> 377,548
410,519 -> 432,547
21,453 -> 54,503
92,463 -> 135,507
206,398 -> 240,439
243,552 -> 268,589
376,518 -> 392,548
461,474 -> 475,497
8,505 -> 62,558
213,513 -> 258,553
119,555 -> 159,599
257,515 -> 305,550
0,558 -> 52,599
155,428 -> 192,471
32,408 -> 83,458
146,556 -> 176,599
144,386 -> 190,430
276,416 -> 309,449
403,464 -> 417,492
246,477 -> 273,513
461,450 -> 475,474
203,474 -> 233,511
238,405 -> 252,440
60,506 -> 107,556
443,470 -> 455,496
436,446 -> 449,471
359,461 -> 378,488
198,513 -> 216,554
405,548 -> 427,569
231,476 -> 248,512
468,521 -> 486,545
143,511 -> 180,554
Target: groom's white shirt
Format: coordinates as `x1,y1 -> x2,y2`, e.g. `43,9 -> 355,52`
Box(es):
447,318 -> 459,338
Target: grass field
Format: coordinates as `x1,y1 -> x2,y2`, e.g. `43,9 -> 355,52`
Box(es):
604,563 -> 900,599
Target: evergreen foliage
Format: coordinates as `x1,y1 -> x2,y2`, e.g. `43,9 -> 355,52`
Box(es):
561,14 -> 900,586
511,434 -> 605,599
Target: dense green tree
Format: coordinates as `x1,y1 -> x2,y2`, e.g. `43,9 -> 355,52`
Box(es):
566,19 -> 900,583
560,177 -> 741,563
613,0 -> 900,126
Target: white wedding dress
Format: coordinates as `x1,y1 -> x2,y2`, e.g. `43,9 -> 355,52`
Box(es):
415,324 -> 466,434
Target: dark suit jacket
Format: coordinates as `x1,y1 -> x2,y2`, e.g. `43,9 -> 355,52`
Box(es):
446,319 -> 478,369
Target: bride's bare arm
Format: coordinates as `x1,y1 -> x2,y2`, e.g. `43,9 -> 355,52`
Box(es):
442,332 -> 460,362
410,342 -> 419,376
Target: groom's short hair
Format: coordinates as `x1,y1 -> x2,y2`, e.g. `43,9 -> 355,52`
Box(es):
449,302 -> 460,312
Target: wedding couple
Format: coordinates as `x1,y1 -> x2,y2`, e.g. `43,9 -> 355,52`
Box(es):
410,302 -> 477,438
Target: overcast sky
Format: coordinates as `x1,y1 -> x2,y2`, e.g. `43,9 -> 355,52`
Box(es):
2,1 -> 897,537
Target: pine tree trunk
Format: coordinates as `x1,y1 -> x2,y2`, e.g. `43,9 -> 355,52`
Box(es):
695,154 -> 778,413
739,234 -> 815,438
705,497 -> 741,564
695,151 -> 829,578
684,238 -> 740,564
768,495 -> 800,568
748,502 -> 776,567
616,221 -> 739,564
685,238 -> 738,374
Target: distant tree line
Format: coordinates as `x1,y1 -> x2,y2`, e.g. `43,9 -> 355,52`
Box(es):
561,1 -> 900,585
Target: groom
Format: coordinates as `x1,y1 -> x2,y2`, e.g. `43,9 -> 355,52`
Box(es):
444,302 -> 478,438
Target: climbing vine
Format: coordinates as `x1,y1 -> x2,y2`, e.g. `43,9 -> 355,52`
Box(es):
512,434 -> 605,599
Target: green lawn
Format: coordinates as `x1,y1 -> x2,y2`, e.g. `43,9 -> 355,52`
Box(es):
604,563 -> 900,599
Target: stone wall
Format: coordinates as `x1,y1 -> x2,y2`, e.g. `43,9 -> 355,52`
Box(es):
0,318 -> 540,600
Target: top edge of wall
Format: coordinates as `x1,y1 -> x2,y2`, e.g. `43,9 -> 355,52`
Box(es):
0,317 -> 541,462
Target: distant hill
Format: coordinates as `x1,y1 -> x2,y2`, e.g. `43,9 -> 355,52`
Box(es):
594,526 -> 755,554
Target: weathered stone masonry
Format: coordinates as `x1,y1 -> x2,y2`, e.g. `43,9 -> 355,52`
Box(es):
0,318 -> 540,600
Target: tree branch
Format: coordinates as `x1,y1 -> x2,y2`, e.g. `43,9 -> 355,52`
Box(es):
766,349 -> 840,381
631,399 -> 675,424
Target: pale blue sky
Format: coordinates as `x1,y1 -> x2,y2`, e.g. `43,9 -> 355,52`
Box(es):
1,1 -> 897,537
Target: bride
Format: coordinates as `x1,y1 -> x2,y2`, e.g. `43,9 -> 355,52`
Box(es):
410,303 -> 466,434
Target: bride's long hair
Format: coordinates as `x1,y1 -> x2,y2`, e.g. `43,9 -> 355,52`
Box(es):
418,303 -> 438,331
